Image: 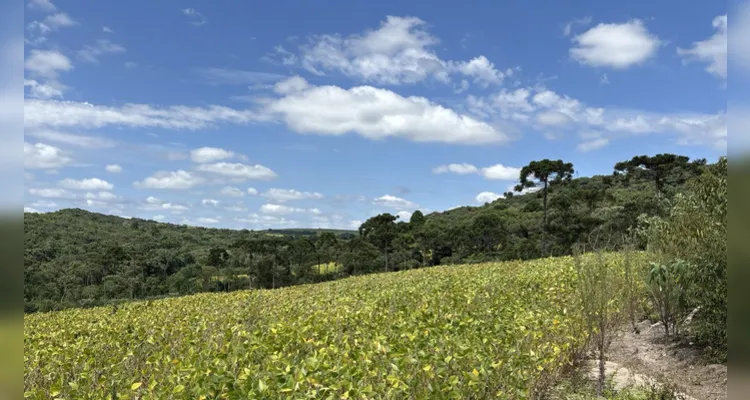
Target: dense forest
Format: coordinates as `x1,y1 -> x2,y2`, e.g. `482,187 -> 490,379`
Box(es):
25,153 -> 715,314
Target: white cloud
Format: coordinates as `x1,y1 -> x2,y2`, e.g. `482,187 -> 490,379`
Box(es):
260,203 -> 320,215
432,162 -> 519,180
105,164 -> 122,173
134,170 -> 205,189
24,207 -> 40,213
273,76 -> 310,94
24,99 -> 262,131
202,198 -> 219,206
268,77 -> 507,145
140,196 -> 189,213
83,191 -> 118,201
281,16 -> 506,87
536,111 -> 570,126
481,164 -> 521,180
28,0 -> 56,12
450,56 -> 507,86
24,142 -> 73,169
577,137 -> 610,152
181,8 -> 207,26
262,188 -> 324,202
236,213 -> 299,228
677,15 -> 727,79
570,20 -> 661,69
26,130 -> 116,148
59,177 -> 113,190
161,203 -> 188,212
247,187 -> 259,196
27,188 -> 75,199
152,215 -> 165,221
195,162 -> 278,180
219,186 -> 245,197
468,86 -> 725,149
396,210 -> 413,222
77,39 -> 126,63
145,196 -> 162,204
373,194 -> 417,210
196,217 -> 219,224
24,50 -> 72,79
24,79 -> 65,99
475,191 -> 503,204
27,12 -> 77,35
432,163 -> 479,175
29,200 -> 57,208
103,26 -> 114,33
190,146 -> 236,163
224,203 -> 249,212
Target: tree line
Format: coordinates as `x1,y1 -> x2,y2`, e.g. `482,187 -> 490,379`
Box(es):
24,153 -> 713,313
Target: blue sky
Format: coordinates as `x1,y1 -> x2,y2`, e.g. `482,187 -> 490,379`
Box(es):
22,0 -> 729,229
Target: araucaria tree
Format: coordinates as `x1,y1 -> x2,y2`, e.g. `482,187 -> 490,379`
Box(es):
515,159 -> 574,229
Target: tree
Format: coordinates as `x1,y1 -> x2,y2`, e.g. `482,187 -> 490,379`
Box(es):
359,213 -> 399,272
613,153 -> 706,195
515,159 -> 574,255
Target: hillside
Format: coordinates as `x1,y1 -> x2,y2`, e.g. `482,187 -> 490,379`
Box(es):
24,154 -> 714,313
24,253 -> 641,399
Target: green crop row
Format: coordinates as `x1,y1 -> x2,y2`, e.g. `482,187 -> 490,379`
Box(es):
24,253 -> 648,399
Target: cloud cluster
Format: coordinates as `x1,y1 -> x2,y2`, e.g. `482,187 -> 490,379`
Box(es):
433,162 -> 521,180
273,16 -> 510,88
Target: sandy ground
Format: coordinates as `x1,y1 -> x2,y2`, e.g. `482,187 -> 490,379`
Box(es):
594,319 -> 727,400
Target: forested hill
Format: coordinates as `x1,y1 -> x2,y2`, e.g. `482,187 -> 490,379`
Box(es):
24,154 -> 714,312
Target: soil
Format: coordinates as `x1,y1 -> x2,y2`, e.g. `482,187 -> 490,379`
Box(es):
591,319 -> 727,400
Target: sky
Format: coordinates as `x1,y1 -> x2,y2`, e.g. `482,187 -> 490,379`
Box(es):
20,0 -> 732,230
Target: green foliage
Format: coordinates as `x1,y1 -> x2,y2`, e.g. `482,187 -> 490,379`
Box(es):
646,260 -> 689,337
25,253 -> 649,399
643,157 -> 726,350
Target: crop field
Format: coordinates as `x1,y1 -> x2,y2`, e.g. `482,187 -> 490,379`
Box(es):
23,253 -> 646,399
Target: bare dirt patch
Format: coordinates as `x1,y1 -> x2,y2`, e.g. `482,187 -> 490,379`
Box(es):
600,320 -> 727,400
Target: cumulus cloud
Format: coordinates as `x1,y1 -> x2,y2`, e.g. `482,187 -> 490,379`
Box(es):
570,20 -> 661,69
481,164 -> 521,180
373,194 -> 417,210
190,146 -> 236,163
432,162 -> 520,180
267,77 -> 507,145
24,142 -> 73,169
475,191 -> 503,204
27,188 -> 76,199
677,15 -> 727,79
27,0 -> 56,12
202,199 -> 219,206
27,12 -> 77,35
134,170 -> 205,189
83,191 -> 118,201
24,49 -> 72,79
140,196 -> 189,213
247,187 -> 259,196
235,213 -> 299,228
195,162 -> 277,180
274,16 -> 507,88
219,186 -> 245,197
577,137 -> 610,152
59,177 -> 113,190
262,188 -> 324,202
260,204 -> 321,215
105,164 -> 122,173
467,86 -> 725,150
432,163 -> 479,175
